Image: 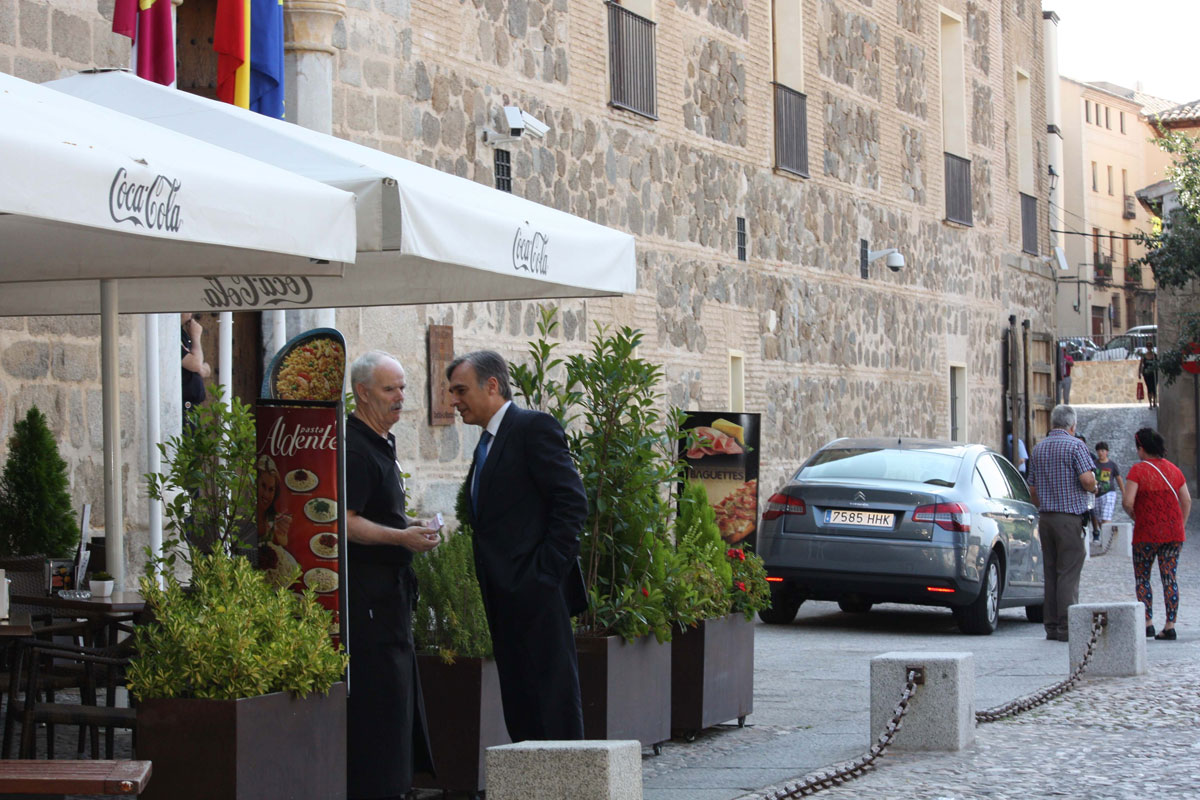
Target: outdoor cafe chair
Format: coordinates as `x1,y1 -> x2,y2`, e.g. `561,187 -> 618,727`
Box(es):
17,638 -> 136,760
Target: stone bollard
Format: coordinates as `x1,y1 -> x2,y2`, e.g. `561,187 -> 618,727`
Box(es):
1068,602 -> 1146,677
486,740 -> 642,800
869,652 -> 974,752
1104,522 -> 1133,558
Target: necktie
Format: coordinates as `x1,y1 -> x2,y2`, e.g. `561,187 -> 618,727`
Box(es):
471,431 -> 492,514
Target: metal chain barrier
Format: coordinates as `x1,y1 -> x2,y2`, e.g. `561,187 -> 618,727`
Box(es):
975,611 -> 1108,723
767,612 -> 1109,798
768,667 -> 923,799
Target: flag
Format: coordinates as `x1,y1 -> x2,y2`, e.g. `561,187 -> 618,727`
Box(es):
249,0 -> 285,118
214,0 -> 249,108
112,0 -> 175,86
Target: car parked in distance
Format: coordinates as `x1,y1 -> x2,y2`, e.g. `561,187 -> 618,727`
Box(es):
1093,331 -> 1154,361
757,438 -> 1043,635
1059,336 -> 1097,361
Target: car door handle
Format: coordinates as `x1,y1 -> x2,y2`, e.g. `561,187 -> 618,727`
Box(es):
1024,515 -> 1036,523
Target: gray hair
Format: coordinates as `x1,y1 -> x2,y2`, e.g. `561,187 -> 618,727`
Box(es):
446,350 -> 512,400
350,350 -> 403,402
1049,404 -> 1076,431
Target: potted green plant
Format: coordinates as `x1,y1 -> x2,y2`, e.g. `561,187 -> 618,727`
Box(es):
667,482 -> 770,738
511,307 -> 685,750
136,385 -> 348,799
411,484 -> 507,794
88,570 -> 115,598
0,406 -> 77,560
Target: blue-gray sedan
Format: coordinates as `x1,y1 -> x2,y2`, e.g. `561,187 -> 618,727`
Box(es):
757,438 -> 1044,634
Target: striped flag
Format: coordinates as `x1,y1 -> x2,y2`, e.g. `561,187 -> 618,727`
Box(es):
214,0 -> 285,118
112,0 -> 175,86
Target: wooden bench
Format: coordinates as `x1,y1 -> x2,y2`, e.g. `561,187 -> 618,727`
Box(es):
0,759 -> 151,795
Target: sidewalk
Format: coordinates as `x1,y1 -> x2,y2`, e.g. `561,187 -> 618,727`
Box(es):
645,504 -> 1199,800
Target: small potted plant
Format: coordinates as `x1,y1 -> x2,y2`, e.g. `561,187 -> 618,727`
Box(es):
88,571 -> 114,597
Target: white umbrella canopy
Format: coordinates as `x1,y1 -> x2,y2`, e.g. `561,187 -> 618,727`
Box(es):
43,69 -> 637,309
0,70 -> 357,280
0,71 -> 360,587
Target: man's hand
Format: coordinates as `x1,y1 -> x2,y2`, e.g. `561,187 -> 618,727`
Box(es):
397,526 -> 440,553
186,316 -> 203,340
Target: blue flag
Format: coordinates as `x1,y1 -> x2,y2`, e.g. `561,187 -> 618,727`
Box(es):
248,0 -> 284,118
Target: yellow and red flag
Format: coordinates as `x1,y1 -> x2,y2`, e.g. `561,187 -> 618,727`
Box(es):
214,0 -> 249,108
214,0 -> 284,118
112,0 -> 175,86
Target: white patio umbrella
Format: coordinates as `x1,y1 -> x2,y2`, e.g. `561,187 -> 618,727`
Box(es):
30,69 -> 637,315
0,72 -> 358,585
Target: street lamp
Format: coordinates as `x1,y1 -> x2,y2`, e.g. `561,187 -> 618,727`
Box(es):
1048,164 -> 1059,192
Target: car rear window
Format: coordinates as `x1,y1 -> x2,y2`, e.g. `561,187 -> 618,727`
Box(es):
797,448 -> 962,486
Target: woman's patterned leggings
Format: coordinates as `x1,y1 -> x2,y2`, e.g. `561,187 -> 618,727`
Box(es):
1133,542 -> 1182,624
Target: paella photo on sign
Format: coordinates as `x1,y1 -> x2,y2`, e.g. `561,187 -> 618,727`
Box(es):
263,328 -> 347,403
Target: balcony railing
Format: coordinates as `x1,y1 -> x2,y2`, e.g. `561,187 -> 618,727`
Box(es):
774,84 -> 809,177
1019,192 -> 1037,254
1094,255 -> 1113,284
944,152 -> 972,226
607,2 -> 657,119
1124,262 -> 1142,286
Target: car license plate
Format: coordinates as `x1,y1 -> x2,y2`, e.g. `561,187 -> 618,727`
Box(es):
825,509 -> 894,528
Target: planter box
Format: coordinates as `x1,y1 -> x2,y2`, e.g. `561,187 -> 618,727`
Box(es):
137,682 -> 346,800
671,613 -> 755,738
413,654 -> 509,794
576,634 -> 671,750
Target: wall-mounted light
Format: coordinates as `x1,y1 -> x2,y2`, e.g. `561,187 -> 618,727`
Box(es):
859,239 -> 906,278
1048,164 -> 1059,192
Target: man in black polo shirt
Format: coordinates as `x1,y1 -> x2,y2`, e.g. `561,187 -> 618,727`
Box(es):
344,350 -> 439,800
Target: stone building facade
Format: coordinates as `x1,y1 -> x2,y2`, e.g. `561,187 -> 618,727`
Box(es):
0,0 -> 1058,561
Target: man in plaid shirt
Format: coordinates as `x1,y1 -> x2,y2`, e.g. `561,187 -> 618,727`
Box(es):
1027,405 -> 1097,641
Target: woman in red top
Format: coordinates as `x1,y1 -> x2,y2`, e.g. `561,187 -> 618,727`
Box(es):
1122,428 -> 1193,640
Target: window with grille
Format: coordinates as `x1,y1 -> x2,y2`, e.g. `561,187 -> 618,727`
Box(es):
944,152 -> 973,225
1020,193 -> 1037,254
494,149 -> 512,193
774,84 -> 809,176
607,2 -> 657,119
736,217 -> 747,261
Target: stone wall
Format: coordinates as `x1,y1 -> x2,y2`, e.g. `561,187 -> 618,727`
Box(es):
0,0 -> 1059,545
1069,359 -> 1142,406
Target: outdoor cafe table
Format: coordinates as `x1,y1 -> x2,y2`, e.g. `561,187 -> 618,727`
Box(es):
11,592 -> 144,646
0,613 -> 33,638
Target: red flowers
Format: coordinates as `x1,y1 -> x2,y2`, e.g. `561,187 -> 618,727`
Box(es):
641,586 -> 650,598
736,581 -> 747,592
727,547 -> 746,561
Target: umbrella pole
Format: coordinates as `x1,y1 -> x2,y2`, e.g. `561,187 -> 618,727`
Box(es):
101,280 -> 124,589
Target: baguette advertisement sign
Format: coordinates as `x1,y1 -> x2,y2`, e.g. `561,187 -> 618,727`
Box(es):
679,412 -> 761,549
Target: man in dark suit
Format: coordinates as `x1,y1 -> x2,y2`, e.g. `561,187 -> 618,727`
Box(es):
446,349 -> 587,742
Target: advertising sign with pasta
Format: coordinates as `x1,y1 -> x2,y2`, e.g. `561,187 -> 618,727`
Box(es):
679,412 -> 761,549
256,398 -> 346,648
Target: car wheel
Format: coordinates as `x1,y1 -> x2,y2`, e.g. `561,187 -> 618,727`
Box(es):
758,584 -> 803,624
837,597 -> 873,614
1025,604 -> 1044,623
956,554 -> 1001,635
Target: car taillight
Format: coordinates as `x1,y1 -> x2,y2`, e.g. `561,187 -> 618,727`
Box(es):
912,502 -> 970,532
762,493 -> 806,521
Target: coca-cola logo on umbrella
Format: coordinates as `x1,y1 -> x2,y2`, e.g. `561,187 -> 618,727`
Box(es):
201,275 -> 315,309
512,224 -> 549,276
108,168 -> 182,232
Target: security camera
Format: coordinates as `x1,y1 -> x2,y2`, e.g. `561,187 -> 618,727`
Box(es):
503,106 -> 550,139
886,251 -> 905,271
503,106 -> 526,138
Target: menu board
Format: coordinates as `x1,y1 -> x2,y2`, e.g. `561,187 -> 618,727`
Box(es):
256,401 -> 346,647
679,412 -> 761,550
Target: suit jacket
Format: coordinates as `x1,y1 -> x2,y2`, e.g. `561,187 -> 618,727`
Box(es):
467,404 -> 588,614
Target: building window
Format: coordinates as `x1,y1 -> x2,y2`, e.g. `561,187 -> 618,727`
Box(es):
1105,107 -> 1111,129
950,366 -> 967,442
1110,295 -> 1121,329
1020,193 -> 1038,254
494,149 -> 512,193
1091,161 -> 1098,192
1126,296 -> 1137,326
1085,100 -> 1091,123
736,217 -> 747,261
607,1 -> 657,119
1120,111 -> 1126,133
1107,165 -> 1113,195
1123,236 -> 1130,267
729,351 -> 745,412
941,13 -> 971,225
1016,70 -> 1034,193
773,1 -> 808,176
1096,105 -> 1103,126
